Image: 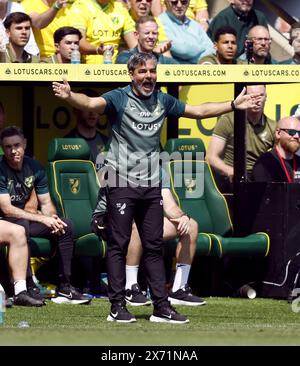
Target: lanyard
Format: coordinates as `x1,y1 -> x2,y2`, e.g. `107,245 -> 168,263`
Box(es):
275,146 -> 296,183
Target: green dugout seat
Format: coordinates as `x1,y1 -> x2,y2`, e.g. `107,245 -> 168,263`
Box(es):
164,138 -> 211,255
29,237 -> 53,258
46,138 -> 106,258
168,159 -> 269,257
163,137 -> 269,257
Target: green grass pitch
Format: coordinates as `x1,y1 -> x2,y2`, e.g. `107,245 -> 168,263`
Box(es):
1,297 -> 300,346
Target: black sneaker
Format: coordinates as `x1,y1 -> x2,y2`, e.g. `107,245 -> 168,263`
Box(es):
150,302 -> 189,324
14,291 -> 44,307
27,284 -> 45,302
168,285 -> 206,306
51,285 -> 91,305
125,284 -> 152,306
107,302 -> 136,323
5,297 -> 13,308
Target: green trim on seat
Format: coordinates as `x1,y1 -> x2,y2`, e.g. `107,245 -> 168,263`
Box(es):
208,233 -> 223,257
75,233 -> 106,257
254,232 -> 270,257
209,232 -> 270,258
198,232 -> 212,256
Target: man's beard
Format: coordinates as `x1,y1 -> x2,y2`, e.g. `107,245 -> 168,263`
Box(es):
133,80 -> 155,97
281,139 -> 300,154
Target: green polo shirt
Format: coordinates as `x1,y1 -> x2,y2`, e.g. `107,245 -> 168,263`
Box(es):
0,44 -> 39,63
212,112 -> 276,173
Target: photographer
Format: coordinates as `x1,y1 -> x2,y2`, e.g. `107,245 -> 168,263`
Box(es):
238,25 -> 279,64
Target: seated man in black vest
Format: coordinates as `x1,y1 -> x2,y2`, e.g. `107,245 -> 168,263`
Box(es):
0,126 -> 90,305
253,116 -> 300,182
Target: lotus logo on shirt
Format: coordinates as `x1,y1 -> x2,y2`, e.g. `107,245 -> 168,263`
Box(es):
132,122 -> 162,131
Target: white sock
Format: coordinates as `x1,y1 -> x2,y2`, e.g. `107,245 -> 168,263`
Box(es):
32,275 -> 39,284
14,280 -> 27,295
125,265 -> 139,290
172,263 -> 191,292
0,283 -> 5,293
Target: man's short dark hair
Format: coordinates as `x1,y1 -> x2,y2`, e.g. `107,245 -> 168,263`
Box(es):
0,102 -> 4,113
135,16 -> 157,31
127,52 -> 157,73
214,26 -> 237,42
0,126 -> 24,142
54,26 -> 82,44
3,12 -> 31,30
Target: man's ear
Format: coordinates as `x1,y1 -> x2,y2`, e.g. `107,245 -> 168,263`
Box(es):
24,138 -> 27,150
128,70 -> 134,81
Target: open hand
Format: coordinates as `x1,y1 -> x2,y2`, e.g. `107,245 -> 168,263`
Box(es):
153,40 -> 172,54
234,87 -> 261,110
52,79 -> 71,99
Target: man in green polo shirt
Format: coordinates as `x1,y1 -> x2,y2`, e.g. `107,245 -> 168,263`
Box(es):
207,84 -> 276,192
0,12 -> 39,63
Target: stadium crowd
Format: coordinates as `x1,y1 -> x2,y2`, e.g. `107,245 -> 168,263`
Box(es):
0,0 -> 298,65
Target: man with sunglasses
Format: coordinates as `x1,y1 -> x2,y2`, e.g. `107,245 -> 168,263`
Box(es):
253,116 -> 300,182
157,0 -> 214,64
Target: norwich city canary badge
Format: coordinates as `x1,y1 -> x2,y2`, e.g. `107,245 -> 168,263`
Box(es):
69,178 -> 80,194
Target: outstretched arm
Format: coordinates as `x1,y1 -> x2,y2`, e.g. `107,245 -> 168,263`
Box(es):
52,79 -> 107,114
182,87 -> 259,119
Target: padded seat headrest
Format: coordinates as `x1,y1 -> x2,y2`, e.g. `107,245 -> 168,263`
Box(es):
48,138 -> 91,162
164,138 -> 206,159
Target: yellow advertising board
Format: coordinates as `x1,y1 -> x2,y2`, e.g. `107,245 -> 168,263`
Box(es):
1,64 -> 300,82
1,64 -> 300,164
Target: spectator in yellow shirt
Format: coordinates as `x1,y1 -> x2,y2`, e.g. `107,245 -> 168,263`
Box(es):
22,0 -> 74,58
70,0 -> 137,64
